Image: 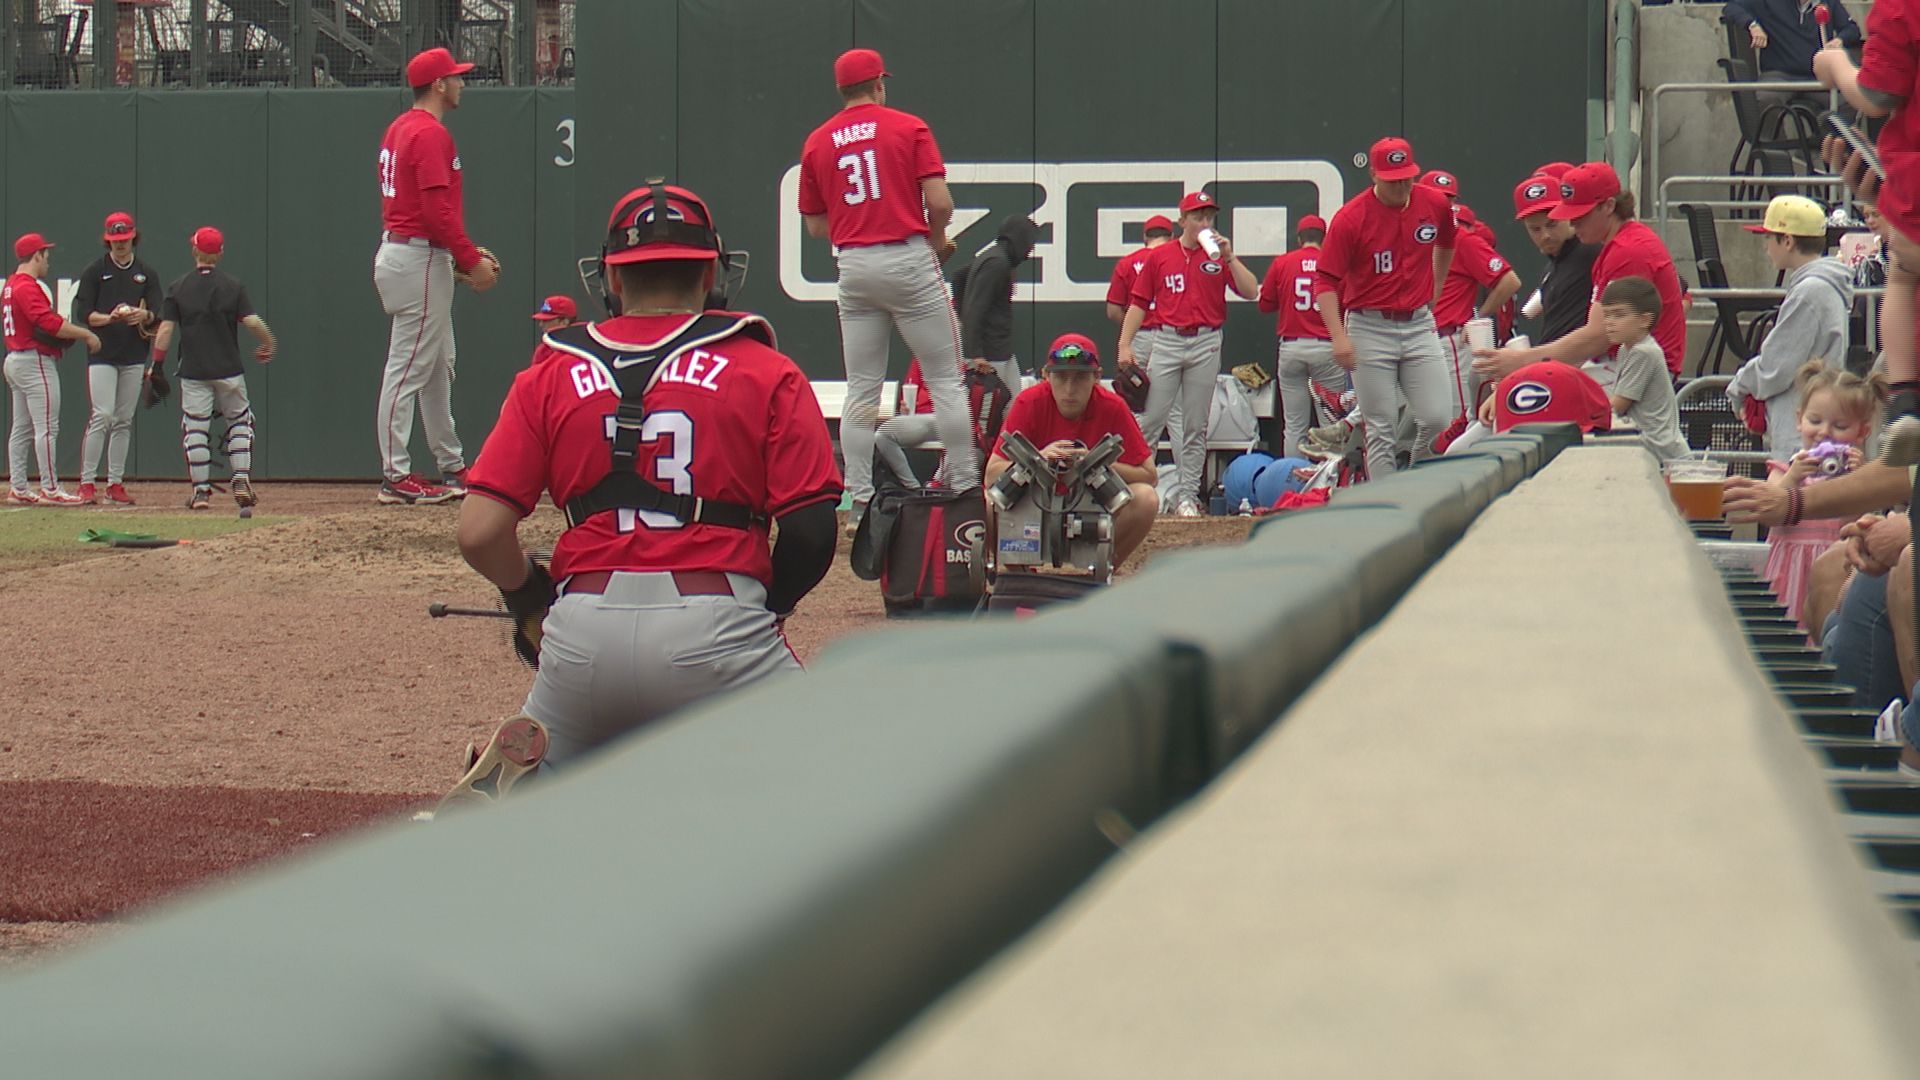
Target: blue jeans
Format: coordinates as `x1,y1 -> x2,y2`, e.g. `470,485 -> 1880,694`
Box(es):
1822,569 -> 1906,712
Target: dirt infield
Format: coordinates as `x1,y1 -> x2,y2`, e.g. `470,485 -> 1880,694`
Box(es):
0,480 -> 1249,967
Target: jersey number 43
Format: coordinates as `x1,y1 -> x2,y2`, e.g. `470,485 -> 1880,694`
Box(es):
602,411 -> 695,532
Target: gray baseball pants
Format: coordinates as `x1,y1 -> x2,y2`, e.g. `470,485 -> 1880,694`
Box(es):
1136,326 -> 1220,506
1276,337 -> 1348,459
5,350 -> 59,492
82,363 -> 142,485
835,238 -> 976,507
1439,327 -> 1479,422
180,375 -> 254,486
523,571 -> 802,768
373,237 -> 463,484
1346,308 -> 1452,477
875,356 -> 1020,487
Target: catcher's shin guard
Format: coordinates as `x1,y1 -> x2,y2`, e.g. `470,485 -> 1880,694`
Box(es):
182,410 -> 214,486
222,408 -> 255,476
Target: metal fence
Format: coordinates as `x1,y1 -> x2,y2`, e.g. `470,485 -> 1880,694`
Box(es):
2,0 -> 574,90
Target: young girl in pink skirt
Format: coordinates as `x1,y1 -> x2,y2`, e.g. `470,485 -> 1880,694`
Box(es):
1765,360 -> 1882,627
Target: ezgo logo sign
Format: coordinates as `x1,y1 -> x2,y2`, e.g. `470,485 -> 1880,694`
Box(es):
778,160 -> 1343,303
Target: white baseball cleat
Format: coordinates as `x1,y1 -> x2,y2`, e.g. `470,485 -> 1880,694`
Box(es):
436,715 -> 550,813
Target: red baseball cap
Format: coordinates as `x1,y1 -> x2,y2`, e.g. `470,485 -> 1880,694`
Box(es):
1142,214 -> 1176,236
1045,333 -> 1101,371
1548,162 -> 1622,221
1512,174 -> 1560,219
1178,191 -> 1217,215
1493,362 -> 1613,434
13,233 -> 52,260
834,48 -> 888,88
1419,169 -> 1460,198
1536,161 -> 1576,179
1369,137 -> 1420,181
531,295 -> 578,321
406,47 -> 473,88
604,184 -> 721,266
1455,202 -> 1483,230
1296,214 -> 1328,234
102,212 -> 137,242
192,226 -> 224,254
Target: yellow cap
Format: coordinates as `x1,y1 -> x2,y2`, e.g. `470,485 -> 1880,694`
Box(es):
1744,195 -> 1828,238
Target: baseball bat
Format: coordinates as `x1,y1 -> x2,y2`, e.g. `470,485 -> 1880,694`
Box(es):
427,602 -> 516,620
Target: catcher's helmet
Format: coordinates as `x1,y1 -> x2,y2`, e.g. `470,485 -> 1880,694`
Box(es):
584,181 -> 749,315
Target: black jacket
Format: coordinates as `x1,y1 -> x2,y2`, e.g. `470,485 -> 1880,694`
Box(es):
956,215 -> 1036,362
73,253 -> 164,366
1724,0 -> 1861,78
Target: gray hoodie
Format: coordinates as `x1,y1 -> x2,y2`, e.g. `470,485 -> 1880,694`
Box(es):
1727,255 -> 1854,461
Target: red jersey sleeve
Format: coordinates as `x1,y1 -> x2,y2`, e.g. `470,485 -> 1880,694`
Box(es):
1314,214 -> 1352,298
1107,252 -> 1142,308
1458,232 -> 1508,287
796,143 -> 826,216
1432,188 -> 1459,249
912,120 -> 946,181
764,365 -> 843,517
1128,245 -> 1165,308
465,369 -> 549,517
990,388 -> 1042,458
1860,1 -> 1917,102
18,278 -> 61,336
411,123 -> 455,190
1257,254 -> 1287,313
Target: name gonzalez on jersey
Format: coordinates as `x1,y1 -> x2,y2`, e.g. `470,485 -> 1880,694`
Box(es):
567,349 -> 731,400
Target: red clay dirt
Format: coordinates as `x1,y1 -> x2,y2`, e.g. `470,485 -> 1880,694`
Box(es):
0,480 -> 1249,966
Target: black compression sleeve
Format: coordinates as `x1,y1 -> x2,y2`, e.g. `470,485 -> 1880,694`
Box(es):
766,500 -> 838,616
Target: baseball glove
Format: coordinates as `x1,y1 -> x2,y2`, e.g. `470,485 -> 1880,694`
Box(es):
499,556 -> 556,669
142,365 -> 171,409
1232,362 -> 1273,392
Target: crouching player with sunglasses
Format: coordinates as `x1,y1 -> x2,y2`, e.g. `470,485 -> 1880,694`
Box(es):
984,334 -> 1159,569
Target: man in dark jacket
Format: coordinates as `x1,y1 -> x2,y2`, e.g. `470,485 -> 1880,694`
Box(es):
1724,0 -> 1862,115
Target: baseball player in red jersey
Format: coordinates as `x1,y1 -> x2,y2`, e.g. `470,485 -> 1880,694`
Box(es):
373,47 -> 500,507
1429,203 -> 1522,424
1118,191 -> 1258,516
4,234 -> 101,505
447,183 -> 841,786
1258,214 -> 1345,458
798,48 -> 974,524
1107,214 -> 1175,325
1315,137 -> 1458,477
1473,162 -> 1688,382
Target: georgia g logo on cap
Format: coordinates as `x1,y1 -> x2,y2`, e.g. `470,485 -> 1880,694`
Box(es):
1560,181 -> 1577,200
1507,381 -> 1553,414
1387,150 -> 1408,165
1414,223 -> 1438,244
1524,181 -> 1549,200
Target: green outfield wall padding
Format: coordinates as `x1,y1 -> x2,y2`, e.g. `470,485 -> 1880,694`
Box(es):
0,86 -> 576,480
0,623 -> 1175,1080
1406,454 -> 1509,509
1436,444 -> 1530,490
1460,434 -> 1545,475
1507,422 -> 1585,463
1245,504 -> 1435,623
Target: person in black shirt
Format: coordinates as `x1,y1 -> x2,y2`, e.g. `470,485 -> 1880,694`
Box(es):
72,211 -> 162,504
1512,174 -> 1601,358
150,227 -> 277,512
957,214 -> 1034,394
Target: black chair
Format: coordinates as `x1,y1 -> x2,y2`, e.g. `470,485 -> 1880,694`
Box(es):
1722,10 -> 1759,73
1718,57 -> 1822,216
1679,203 -> 1781,374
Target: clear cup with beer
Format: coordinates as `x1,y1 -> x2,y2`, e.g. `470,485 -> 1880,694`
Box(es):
1663,457 -> 1726,520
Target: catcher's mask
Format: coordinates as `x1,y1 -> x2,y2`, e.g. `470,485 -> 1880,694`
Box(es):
577,179 -> 749,316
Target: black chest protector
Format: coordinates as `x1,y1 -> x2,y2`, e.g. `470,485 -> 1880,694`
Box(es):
542,314 -> 775,532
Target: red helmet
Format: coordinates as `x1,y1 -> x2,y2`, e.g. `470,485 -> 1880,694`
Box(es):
603,183 -> 722,266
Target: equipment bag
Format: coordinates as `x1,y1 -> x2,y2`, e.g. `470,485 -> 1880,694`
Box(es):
851,486 -> 987,617
985,572 -> 1104,616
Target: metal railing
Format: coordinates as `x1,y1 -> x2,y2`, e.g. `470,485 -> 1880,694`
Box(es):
1645,78 -> 1828,220
1691,285 -> 1885,354
1657,173 -> 1847,222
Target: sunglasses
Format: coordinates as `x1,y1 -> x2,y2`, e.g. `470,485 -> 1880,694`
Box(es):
1049,343 -> 1094,365
106,223 -> 133,235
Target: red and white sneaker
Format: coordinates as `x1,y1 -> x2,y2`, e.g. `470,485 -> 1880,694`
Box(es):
75,482 -> 97,503
5,487 -> 39,505
440,467 -> 469,497
104,483 -> 135,505
377,474 -> 458,506
435,715 -> 549,813
38,488 -> 87,506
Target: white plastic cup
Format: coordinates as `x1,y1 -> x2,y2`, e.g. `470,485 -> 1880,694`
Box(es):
1198,228 -> 1222,259
1465,317 -> 1495,352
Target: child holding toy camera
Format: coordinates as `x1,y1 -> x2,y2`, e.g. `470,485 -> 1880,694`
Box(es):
1765,359 -> 1885,625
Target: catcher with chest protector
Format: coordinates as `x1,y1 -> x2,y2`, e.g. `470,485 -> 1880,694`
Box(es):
443,182 -> 841,804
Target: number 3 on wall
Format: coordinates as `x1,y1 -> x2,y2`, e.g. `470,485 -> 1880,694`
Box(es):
554,118 -> 576,168
839,149 -> 881,205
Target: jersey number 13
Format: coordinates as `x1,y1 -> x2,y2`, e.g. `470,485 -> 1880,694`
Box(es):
601,411 -> 696,532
